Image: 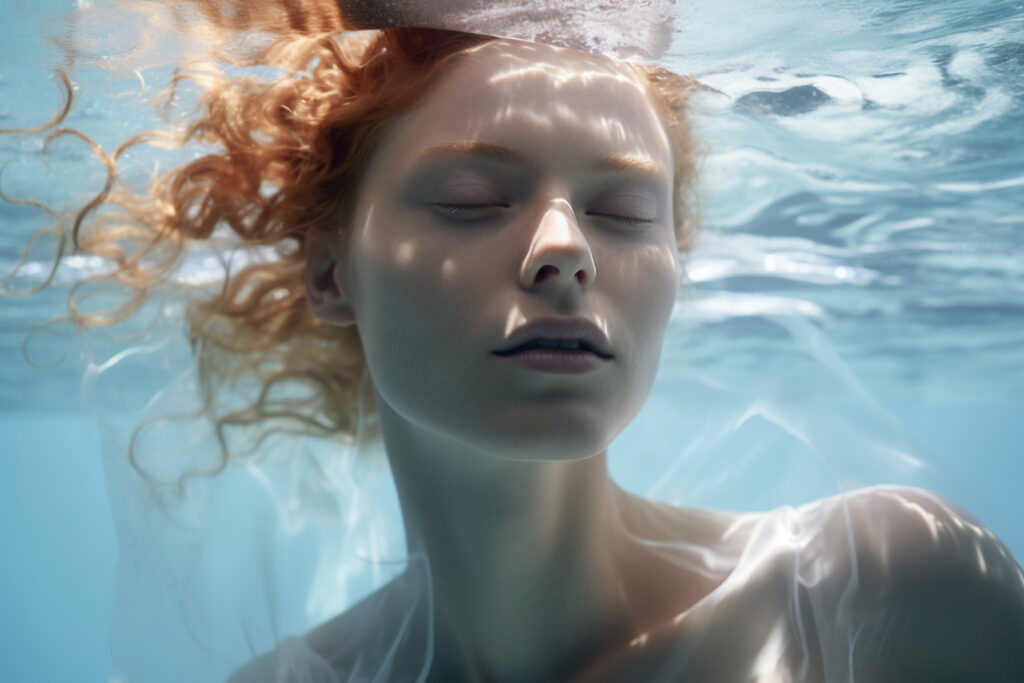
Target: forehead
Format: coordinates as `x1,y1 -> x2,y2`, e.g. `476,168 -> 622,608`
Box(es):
376,39 -> 672,172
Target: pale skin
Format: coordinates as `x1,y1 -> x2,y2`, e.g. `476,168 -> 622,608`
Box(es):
308,38 -> 699,680
230,39 -> 1024,682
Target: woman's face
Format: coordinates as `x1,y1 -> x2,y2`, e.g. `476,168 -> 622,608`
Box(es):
327,39 -> 681,461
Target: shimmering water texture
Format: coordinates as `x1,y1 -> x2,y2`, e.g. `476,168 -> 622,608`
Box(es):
0,1 -> 1022,682
675,0 -> 1024,402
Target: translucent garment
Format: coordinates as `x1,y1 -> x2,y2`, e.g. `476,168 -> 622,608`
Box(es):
13,1 -> 1021,682
219,481 -> 1023,682
91,337 -> 1023,681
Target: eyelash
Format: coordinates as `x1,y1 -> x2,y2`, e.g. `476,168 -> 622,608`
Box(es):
588,212 -> 653,227
431,204 -> 652,227
431,202 -> 507,217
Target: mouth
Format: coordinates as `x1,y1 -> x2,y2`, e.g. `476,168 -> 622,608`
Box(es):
492,317 -> 616,360
493,338 -> 612,358
492,338 -> 612,374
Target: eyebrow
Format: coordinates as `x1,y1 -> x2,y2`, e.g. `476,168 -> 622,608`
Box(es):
412,141 -> 669,180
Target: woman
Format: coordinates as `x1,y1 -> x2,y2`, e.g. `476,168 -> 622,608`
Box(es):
6,2 -> 1024,681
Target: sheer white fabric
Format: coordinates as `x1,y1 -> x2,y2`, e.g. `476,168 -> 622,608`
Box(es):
218,485 -> 1021,682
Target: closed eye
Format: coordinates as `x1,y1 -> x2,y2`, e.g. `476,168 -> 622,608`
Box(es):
431,203 -> 509,220
587,212 -> 654,226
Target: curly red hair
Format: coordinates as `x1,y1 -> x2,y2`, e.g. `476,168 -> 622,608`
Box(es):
3,0 -> 702,476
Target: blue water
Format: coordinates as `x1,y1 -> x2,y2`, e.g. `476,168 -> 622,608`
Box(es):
1,1 -> 1022,682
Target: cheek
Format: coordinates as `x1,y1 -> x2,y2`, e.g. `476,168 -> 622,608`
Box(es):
355,263 -> 444,396
611,251 -> 677,432
616,243 -> 679,363
351,237 -> 492,419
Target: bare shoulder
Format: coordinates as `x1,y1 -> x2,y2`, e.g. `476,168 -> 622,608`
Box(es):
815,485 -> 1024,681
819,485 -> 1023,587
580,488 -> 1024,682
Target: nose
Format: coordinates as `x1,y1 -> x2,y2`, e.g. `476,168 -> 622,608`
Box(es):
518,198 -> 596,294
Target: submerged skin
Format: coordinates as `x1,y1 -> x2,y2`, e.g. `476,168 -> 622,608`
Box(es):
230,39 -> 1024,682
307,37 -> 686,680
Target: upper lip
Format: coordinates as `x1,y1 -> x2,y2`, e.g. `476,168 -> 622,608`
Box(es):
493,317 -> 614,359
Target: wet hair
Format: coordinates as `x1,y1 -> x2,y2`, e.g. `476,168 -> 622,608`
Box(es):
3,1 -> 702,474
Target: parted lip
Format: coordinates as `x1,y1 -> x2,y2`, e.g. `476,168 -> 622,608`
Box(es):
493,317 -> 614,359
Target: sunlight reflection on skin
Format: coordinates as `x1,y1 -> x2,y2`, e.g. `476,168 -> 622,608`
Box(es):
475,44 -> 669,150
13,0 -> 1020,680
303,37 -> 693,681
338,40 -> 680,468
263,35 -> 1024,683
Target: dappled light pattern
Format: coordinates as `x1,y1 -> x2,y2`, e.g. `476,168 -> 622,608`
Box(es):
2,2 -> 1023,683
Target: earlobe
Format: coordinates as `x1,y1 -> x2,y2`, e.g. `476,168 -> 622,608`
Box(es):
305,229 -> 356,326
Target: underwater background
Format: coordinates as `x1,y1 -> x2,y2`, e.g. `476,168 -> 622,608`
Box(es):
2,0 -> 1022,681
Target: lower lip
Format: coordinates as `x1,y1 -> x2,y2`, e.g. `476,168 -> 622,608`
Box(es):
493,349 -> 611,374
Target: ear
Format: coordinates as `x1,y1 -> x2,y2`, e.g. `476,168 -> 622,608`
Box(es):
305,228 -> 356,326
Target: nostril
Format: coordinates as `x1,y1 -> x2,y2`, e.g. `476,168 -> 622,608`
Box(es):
536,264 -> 560,283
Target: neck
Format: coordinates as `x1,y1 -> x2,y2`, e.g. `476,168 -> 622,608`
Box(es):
377,398 -> 639,682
